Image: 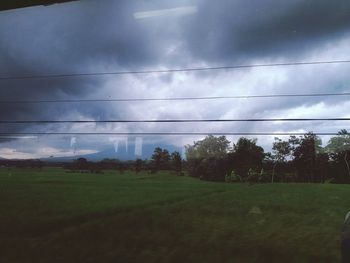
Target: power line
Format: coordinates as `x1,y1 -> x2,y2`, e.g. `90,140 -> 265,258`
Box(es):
1,60 -> 350,80
0,132 -> 340,136
1,118 -> 350,124
1,92 -> 350,104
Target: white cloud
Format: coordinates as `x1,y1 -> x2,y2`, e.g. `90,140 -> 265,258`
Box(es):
0,147 -> 97,159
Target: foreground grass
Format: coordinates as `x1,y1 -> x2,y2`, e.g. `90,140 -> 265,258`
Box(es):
0,168 -> 348,262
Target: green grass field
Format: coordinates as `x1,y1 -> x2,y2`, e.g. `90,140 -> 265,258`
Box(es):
0,168 -> 348,262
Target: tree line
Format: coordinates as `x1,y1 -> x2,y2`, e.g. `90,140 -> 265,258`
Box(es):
62,147 -> 183,175
185,130 -> 350,184
2,129 -> 349,184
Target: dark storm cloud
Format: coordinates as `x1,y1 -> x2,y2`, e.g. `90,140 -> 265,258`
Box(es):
1,0 -> 350,140
0,0 -> 165,134
0,0 -> 159,74
184,0 -> 350,62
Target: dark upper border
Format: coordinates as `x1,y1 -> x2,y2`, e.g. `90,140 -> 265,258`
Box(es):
0,0 -> 79,11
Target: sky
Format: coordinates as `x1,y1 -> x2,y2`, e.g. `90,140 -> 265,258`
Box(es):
1,0 -> 350,159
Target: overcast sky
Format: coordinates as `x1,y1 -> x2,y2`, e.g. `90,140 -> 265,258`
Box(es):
1,0 -> 350,159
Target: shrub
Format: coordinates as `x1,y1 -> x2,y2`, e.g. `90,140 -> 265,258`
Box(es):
258,169 -> 270,183
247,168 -> 259,184
225,170 -> 242,183
198,158 -> 228,182
178,172 -> 185,176
186,158 -> 203,178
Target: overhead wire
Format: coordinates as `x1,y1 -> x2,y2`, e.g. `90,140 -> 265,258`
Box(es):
1,60 -> 350,137
0,59 -> 349,80
1,92 -> 350,104
0,132 -> 340,136
1,118 -> 350,124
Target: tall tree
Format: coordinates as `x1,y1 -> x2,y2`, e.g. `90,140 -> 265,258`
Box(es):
326,129 -> 350,179
272,137 -> 292,183
161,149 -> 171,169
228,137 -> 264,179
289,133 -> 322,182
151,147 -> 171,170
185,135 -> 231,180
185,135 -> 231,160
151,147 -> 163,170
171,151 -> 182,172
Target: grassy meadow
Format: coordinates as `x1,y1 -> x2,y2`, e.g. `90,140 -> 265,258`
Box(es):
0,167 -> 348,262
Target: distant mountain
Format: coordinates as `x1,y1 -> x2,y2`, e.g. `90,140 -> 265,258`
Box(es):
43,142 -> 183,162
